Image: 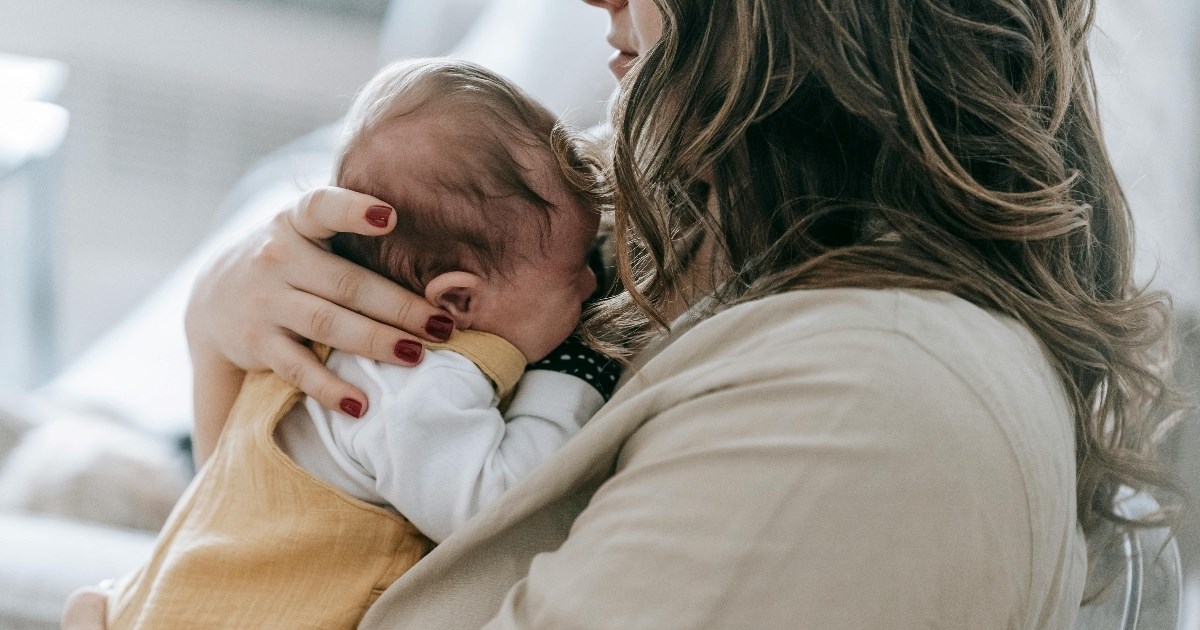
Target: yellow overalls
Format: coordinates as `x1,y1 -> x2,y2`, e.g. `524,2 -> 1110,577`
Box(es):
107,331 -> 526,629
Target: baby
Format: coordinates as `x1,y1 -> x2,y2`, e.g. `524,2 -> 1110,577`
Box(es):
100,58 -> 619,629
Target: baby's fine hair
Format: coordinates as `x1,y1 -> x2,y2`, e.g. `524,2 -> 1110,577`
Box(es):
330,58 -> 606,294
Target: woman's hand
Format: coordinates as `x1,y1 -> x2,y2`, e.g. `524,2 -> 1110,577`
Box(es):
185,187 -> 455,458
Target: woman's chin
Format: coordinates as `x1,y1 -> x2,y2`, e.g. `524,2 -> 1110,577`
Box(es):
608,52 -> 638,79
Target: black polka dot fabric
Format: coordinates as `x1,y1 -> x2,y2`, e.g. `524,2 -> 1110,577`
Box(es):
530,335 -> 622,401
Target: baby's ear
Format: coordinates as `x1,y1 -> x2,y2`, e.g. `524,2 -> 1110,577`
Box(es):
424,272 -> 485,329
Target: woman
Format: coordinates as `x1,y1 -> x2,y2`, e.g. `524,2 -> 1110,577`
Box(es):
69,0 -> 1177,627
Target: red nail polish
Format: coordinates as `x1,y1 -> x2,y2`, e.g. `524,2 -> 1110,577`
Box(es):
339,398 -> 364,419
424,315 -> 454,341
394,339 -> 424,363
366,206 -> 392,228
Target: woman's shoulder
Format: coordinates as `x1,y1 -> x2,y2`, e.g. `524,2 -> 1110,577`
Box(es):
631,287 -> 1082,572
580,288 -> 1085,627
686,287 -> 1026,349
633,288 -> 1075,487
667,288 -> 1060,396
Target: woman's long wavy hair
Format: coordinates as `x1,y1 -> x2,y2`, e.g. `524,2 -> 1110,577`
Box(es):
587,0 -> 1183,544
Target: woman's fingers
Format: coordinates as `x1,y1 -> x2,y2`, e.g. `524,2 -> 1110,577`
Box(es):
269,188 -> 455,342
275,291 -> 427,367
184,186 -> 456,415
261,335 -> 370,418
286,246 -> 455,343
289,186 -> 395,241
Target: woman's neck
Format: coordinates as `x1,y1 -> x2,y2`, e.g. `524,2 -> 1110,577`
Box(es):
659,232 -> 727,322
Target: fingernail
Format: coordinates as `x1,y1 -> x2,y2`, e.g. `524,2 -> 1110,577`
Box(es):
394,339 -> 424,363
424,315 -> 455,341
366,205 -> 392,228
339,398 -> 364,419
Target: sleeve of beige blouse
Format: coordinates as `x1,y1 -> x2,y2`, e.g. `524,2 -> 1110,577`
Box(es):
483,329 -> 1038,629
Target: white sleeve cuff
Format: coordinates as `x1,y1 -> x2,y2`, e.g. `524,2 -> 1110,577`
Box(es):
506,370 -> 605,427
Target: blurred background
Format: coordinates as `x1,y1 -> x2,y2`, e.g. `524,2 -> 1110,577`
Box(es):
0,0 -> 1196,628
1,0 -> 385,374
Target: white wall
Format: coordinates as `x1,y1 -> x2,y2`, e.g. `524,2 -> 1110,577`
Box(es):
0,0 -> 381,370
1094,0 -> 1200,309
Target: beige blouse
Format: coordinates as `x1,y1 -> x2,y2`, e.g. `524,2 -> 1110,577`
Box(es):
359,288 -> 1087,629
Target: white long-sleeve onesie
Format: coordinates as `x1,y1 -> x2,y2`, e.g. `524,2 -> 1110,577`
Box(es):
275,348 -> 604,543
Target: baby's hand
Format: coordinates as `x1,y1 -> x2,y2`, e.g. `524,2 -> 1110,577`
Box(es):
530,335 -> 622,401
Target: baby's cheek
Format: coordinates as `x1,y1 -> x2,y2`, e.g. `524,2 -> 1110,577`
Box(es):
582,268 -> 599,300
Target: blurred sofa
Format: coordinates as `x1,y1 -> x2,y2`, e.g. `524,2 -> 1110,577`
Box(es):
0,0 -> 612,627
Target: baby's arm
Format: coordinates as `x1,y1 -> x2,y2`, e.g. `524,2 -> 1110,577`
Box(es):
347,350 -> 615,543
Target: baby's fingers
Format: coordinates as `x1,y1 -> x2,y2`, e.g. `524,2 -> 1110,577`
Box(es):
262,336 -> 370,419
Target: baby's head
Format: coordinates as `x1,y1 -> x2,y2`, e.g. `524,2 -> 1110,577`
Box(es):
331,58 -> 605,363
